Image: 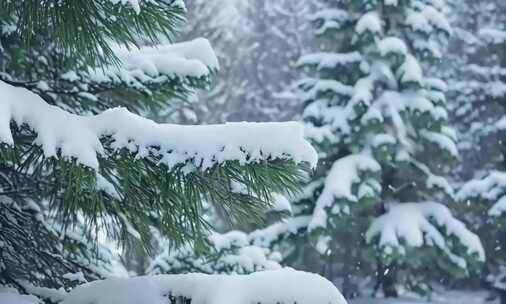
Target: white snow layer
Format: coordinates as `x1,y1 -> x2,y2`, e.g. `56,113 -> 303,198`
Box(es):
479,28 -> 506,44
108,0 -> 143,13
87,38 -> 219,83
377,37 -> 408,56
457,171 -> 506,216
355,12 -> 382,35
107,0 -> 185,14
405,5 -> 451,35
298,52 -> 362,70
250,216 -> 312,249
270,193 -> 293,214
490,196 -> 506,217
0,81 -> 317,170
62,269 -> 347,304
366,202 -> 485,268
309,154 -> 381,231
0,286 -> 40,304
149,230 -> 282,275
399,54 -> 423,84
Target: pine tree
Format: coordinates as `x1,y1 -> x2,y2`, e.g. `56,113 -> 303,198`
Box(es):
0,1 -> 316,300
255,0 -> 485,297
447,0 -> 506,301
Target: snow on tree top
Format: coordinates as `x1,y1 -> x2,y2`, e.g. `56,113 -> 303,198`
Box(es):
365,202 -> 485,268
0,81 -> 317,170
62,269 -> 347,304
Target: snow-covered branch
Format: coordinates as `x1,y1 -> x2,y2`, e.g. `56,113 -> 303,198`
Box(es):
0,81 -> 317,170
365,202 -> 485,268
79,38 -> 219,86
309,153 -> 381,231
56,38 -> 219,106
457,171 -> 506,217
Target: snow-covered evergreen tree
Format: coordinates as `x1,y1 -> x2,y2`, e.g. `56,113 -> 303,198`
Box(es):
444,0 -> 506,178
259,0 -> 485,297
0,1 -> 317,301
447,0 -> 506,301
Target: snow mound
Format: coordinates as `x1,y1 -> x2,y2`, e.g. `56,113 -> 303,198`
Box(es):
62,269 -> 347,304
0,81 -> 317,170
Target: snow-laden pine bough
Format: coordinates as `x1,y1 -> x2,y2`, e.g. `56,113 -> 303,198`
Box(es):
0,269 -> 348,304
0,81 -> 317,171
0,76 -> 318,291
0,77 -> 317,242
0,0 -> 323,301
0,36 -> 317,295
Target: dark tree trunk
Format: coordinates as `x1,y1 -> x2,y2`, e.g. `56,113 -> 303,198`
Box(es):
341,247 -> 360,299
381,270 -> 399,298
375,261 -> 399,298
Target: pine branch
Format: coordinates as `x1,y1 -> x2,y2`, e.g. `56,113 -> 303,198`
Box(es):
1,0 -> 186,65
